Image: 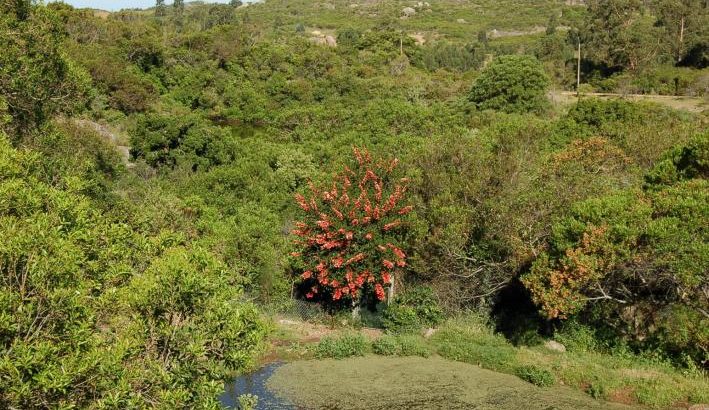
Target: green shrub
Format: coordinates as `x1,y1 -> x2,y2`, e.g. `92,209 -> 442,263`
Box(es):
566,98 -> 644,129
395,286 -> 444,327
381,304 -> 421,333
0,132 -> 267,408
372,335 -> 400,356
554,321 -> 598,353
644,133 -> 708,188
587,380 -> 606,400
315,334 -> 369,359
515,365 -> 555,387
468,55 -> 550,114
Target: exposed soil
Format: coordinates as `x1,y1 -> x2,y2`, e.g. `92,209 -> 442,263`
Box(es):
276,317 -> 382,343
550,91 -> 708,113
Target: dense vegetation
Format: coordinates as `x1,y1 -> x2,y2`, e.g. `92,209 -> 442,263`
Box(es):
0,0 -> 707,407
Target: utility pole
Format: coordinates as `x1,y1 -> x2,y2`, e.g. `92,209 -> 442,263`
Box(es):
576,40 -> 581,97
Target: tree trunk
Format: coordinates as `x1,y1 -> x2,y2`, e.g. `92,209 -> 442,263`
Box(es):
576,41 -> 581,96
677,16 -> 685,63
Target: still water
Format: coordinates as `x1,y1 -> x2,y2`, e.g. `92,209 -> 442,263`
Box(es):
219,362 -> 298,409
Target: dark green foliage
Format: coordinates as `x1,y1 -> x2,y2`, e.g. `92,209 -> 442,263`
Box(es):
415,42 -> 483,72
644,133 -> 708,187
130,112 -> 237,170
515,365 -> 555,387
468,55 -> 550,113
566,98 -> 644,128
394,286 -> 444,327
582,0 -> 661,71
554,321 -> 599,353
337,27 -> 361,48
155,0 -> 166,17
382,304 -> 421,334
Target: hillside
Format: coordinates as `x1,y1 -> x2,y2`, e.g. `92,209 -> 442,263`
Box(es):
0,0 -> 707,408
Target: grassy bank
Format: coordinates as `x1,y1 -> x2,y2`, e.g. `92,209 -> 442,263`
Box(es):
266,316 -> 709,408
268,356 -> 636,410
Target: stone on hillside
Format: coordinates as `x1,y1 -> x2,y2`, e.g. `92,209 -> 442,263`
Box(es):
456,18 -> 467,23
402,7 -> 416,17
544,340 -> 566,353
408,33 -> 426,45
325,35 -> 337,47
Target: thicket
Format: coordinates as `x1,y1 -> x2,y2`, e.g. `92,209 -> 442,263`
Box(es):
0,0 -> 707,406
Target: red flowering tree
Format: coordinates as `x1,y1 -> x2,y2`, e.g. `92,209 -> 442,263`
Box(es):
290,147 -> 412,306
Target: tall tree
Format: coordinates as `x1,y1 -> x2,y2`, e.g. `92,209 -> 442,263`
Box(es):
582,0 -> 662,70
654,0 -> 708,63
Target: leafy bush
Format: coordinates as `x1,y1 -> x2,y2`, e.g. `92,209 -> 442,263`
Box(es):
566,98 -> 644,129
468,55 -> 550,114
291,147 -> 413,306
515,365 -> 555,387
523,136 -> 708,365
130,112 -> 238,170
554,321 -> 599,353
0,132 -> 267,408
381,304 -> 420,333
395,286 -> 444,327
0,2 -> 91,136
644,133 -> 708,187
372,335 -> 400,355
315,333 -> 369,359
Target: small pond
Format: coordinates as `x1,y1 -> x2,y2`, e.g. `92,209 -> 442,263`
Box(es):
219,362 -> 298,410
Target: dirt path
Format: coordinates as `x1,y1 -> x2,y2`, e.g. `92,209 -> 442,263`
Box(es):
267,356 -> 640,410
550,91 -> 707,113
